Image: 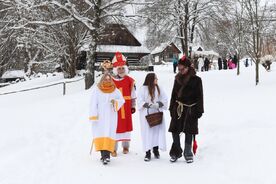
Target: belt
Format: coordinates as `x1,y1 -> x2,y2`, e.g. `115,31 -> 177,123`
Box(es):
176,100 -> 197,119
124,96 -> 132,100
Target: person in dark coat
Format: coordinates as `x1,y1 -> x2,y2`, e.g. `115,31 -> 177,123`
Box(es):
233,55 -> 238,66
168,56 -> 204,163
172,56 -> 178,73
218,57 -> 223,70
245,58 -> 249,67
223,58 -> 228,70
204,57 -> 210,71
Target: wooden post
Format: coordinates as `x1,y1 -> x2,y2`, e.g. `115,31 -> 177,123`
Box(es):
63,82 -> 66,95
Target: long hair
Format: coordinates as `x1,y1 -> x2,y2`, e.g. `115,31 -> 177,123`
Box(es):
143,73 -> 160,102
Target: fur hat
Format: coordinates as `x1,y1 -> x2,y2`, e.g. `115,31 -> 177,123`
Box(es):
178,55 -> 191,67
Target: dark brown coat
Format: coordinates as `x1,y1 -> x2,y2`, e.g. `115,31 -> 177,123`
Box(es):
168,70 -> 204,134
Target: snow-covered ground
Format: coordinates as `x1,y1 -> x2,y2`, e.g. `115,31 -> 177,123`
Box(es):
0,63 -> 276,184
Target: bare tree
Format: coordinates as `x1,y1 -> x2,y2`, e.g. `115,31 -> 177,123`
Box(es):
202,0 -> 275,83
207,0 -> 246,75
0,0 -> 146,89
43,0 -> 146,89
242,0 -> 273,85
140,0 -> 220,55
0,0 -> 71,76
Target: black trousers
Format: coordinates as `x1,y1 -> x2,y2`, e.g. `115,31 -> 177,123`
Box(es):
100,150 -> 110,159
218,63 -> 222,70
173,64 -> 177,73
204,64 -> 209,71
169,133 -> 193,157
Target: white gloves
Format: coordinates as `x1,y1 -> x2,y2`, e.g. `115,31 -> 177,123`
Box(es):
150,103 -> 159,109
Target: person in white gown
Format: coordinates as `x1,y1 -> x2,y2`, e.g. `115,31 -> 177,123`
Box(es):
89,73 -> 125,165
137,73 -> 168,161
197,56 -> 204,72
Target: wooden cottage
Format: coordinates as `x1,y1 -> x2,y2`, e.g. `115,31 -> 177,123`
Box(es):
0,70 -> 25,83
79,24 -> 150,68
151,42 -> 181,63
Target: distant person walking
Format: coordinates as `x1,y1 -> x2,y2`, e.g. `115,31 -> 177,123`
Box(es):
233,55 -> 238,67
245,58 -> 249,67
204,57 -> 210,71
218,57 -> 223,70
197,56 -> 204,72
228,57 -> 236,69
223,58 -> 228,70
172,56 -> 178,73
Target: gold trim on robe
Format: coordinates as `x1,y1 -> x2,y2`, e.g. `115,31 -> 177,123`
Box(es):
119,88 -> 126,119
115,100 -> 118,111
124,96 -> 132,100
89,116 -> 98,121
93,137 -> 116,152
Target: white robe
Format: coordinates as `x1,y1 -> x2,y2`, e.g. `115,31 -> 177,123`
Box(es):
137,86 -> 168,152
198,57 -> 204,72
89,86 -> 125,152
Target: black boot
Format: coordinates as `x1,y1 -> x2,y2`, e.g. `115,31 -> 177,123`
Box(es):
106,151 -> 111,162
100,150 -> 109,165
170,155 -> 178,162
184,134 -> 193,163
144,150 -> 151,162
169,133 -> 183,163
184,143 -> 193,163
153,146 -> 160,159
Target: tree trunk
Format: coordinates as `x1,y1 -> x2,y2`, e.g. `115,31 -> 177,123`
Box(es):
256,58 -> 259,85
184,1 -> 189,56
190,20 -> 196,44
68,58 -> 76,78
190,2 -> 198,44
179,24 -> 185,54
85,0 -> 101,89
237,54 -> 240,75
85,40 -> 96,89
67,43 -> 77,78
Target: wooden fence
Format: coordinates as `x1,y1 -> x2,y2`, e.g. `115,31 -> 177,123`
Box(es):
0,77 -> 85,96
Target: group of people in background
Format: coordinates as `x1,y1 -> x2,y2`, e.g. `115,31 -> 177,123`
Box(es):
186,54 -> 241,72
196,56 -> 210,72
89,52 -> 204,165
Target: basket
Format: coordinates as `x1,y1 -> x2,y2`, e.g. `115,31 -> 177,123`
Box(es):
145,108 -> 163,128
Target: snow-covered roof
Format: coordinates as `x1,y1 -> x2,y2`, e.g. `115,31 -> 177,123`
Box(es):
193,50 -> 219,57
151,43 -> 169,55
260,55 -> 275,62
191,45 -> 204,51
1,70 -> 25,79
151,42 -> 181,55
80,44 -> 150,54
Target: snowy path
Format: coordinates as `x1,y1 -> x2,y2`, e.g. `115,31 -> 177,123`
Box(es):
0,64 -> 276,184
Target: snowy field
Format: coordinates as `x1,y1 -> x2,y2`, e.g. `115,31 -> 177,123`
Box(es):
0,63 -> 276,184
